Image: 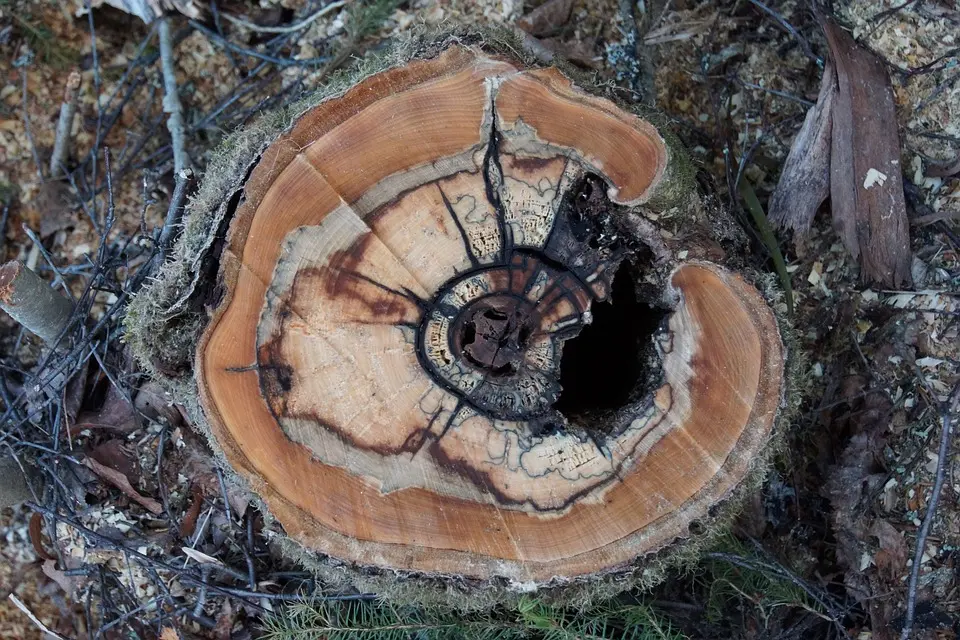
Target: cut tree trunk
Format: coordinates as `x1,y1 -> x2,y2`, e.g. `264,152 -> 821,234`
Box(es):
177,42 -> 786,592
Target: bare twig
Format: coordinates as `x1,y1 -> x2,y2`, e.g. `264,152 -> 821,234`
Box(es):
157,169 -> 192,262
747,0 -> 822,66
901,382 -> 960,640
15,52 -> 44,181
0,261 -> 74,346
188,19 -> 331,67
159,16 -> 189,175
910,210 -> 960,226
707,551 -> 848,636
220,0 -> 350,34
50,71 -> 82,177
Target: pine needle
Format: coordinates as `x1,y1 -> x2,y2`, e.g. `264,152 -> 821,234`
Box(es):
259,596 -> 687,640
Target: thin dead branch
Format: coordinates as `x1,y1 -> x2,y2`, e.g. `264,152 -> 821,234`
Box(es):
220,0 -> 350,34
901,382 -> 960,640
159,16 -> 189,175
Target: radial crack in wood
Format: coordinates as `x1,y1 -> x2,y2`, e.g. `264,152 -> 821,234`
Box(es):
194,45 -> 785,587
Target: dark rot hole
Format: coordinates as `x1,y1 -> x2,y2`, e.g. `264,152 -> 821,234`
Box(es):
554,266 -> 666,422
458,297 -> 535,378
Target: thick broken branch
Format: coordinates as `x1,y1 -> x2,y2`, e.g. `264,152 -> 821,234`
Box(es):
49,70 -> 82,177
0,260 -> 74,345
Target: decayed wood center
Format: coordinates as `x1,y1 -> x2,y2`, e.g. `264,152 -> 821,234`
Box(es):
196,45 -> 785,585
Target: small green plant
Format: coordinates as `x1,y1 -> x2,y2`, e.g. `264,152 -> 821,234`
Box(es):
345,0 -> 403,41
699,536 -> 824,630
0,181 -> 16,204
1,2 -> 79,68
260,595 -> 687,640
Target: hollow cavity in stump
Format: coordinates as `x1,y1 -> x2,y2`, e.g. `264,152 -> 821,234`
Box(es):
195,45 -> 785,585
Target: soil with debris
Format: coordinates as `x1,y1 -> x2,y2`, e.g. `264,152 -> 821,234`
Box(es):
0,0 -> 958,638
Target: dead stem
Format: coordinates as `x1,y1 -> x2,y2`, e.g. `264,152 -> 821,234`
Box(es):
220,0 -> 350,34
901,381 -> 960,640
49,71 -> 82,177
0,261 -> 74,346
159,16 -> 189,175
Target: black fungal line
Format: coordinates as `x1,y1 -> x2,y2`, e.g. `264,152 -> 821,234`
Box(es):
481,97 -> 512,264
437,184 -> 481,268
336,269 -> 429,311
435,399 -> 463,443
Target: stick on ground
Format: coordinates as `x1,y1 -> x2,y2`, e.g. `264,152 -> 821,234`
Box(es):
49,70 -> 82,177
159,16 -> 188,175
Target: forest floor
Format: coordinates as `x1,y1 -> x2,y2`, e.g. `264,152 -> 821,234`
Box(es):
0,0 -> 958,638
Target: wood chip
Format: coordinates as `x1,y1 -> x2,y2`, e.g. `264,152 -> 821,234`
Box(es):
824,20 -> 912,287
768,59 -> 836,235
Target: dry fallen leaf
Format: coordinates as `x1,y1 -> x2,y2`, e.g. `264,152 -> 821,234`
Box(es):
181,546 -> 223,566
824,20 -> 912,287
870,520 -> 907,580
73,0 -> 200,22
213,597 -> 235,640
41,559 -> 78,596
34,181 -> 77,239
89,439 -> 140,483
83,457 -> 162,515
134,380 -> 182,427
72,384 -> 139,435
927,156 -> 960,178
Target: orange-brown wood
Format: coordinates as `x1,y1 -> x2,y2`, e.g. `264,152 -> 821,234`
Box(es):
196,45 -> 784,583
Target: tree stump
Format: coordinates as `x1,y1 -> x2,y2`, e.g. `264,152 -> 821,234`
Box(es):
132,37 -> 787,598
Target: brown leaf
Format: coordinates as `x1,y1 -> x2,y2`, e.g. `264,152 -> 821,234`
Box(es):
768,59 -> 835,235
824,21 -> 912,287
181,446 -> 250,518
29,512 -> 56,561
134,381 -> 182,427
34,181 -> 77,238
61,358 -> 89,429
41,559 -> 77,596
83,456 -> 162,515
180,484 -> 204,540
89,439 -> 140,482
870,520 -> 906,580
72,384 -> 139,435
517,0 -> 574,37
214,598 -> 234,640
538,38 -> 600,69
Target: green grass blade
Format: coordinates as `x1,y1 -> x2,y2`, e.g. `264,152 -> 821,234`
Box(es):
738,178 -> 794,314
